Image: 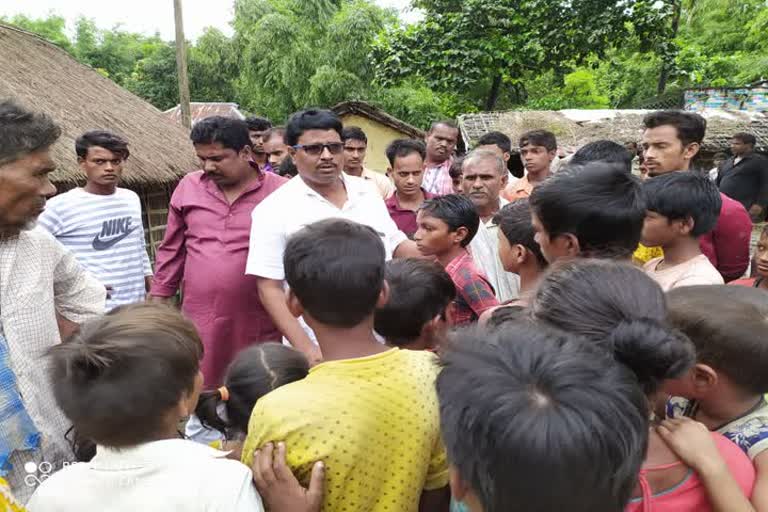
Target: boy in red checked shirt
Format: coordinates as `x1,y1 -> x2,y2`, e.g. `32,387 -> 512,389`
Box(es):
414,194 -> 499,325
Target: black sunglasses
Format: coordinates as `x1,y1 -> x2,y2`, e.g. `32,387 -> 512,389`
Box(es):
292,143 -> 344,156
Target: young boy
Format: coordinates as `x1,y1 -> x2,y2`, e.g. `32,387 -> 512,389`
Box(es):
27,303 -> 268,511
642,171 -> 724,291
529,162 -> 646,263
479,199 -> 548,323
414,195 -> 499,325
374,258 -> 456,350
241,219 -> 450,512
384,139 -> 433,239
663,285 -> 768,511
37,130 -> 152,310
731,224 -> 768,291
449,157 -> 464,195
439,323 -> 649,512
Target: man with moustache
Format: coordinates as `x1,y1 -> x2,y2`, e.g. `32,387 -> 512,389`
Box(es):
38,131 -> 152,310
246,109 -> 418,363
422,121 -> 460,196
462,150 -> 519,302
245,116 -> 272,172
151,116 -> 287,386
637,110 -> 751,281
0,100 -> 105,501
263,127 -> 298,178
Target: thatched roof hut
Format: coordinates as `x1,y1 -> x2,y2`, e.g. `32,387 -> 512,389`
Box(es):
458,109 -> 768,154
0,23 -> 198,188
164,102 -> 246,126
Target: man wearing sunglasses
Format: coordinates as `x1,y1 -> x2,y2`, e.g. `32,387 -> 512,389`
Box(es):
246,109 -> 419,363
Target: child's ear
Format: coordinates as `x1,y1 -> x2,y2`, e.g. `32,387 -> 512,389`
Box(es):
454,226 -> 469,246
554,233 -> 580,258
286,289 -> 303,319
386,167 -> 393,178
513,244 -> 528,265
691,363 -> 718,395
674,216 -> 695,236
376,281 -> 390,309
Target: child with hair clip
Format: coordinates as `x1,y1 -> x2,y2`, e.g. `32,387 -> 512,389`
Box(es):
28,304 -> 320,512
530,259 -> 756,512
188,343 -> 309,459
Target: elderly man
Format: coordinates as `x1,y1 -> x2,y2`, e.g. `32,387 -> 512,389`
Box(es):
462,150 -> 520,302
0,100 -> 105,501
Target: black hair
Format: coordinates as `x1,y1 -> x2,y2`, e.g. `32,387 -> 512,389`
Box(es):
245,116 -> 272,132
493,199 -> 547,267
643,111 -> 706,146
449,156 -> 464,179
485,305 -> 526,329
0,99 -> 61,166
195,343 -> 309,436
667,285 -> 768,395
570,140 -> 632,174
341,126 -> 367,145
385,138 -> 426,167
532,259 -> 695,396
75,130 -> 130,160
284,218 -> 385,327
277,155 -> 298,178
190,116 -> 252,152
643,171 -> 722,237
419,194 -> 480,247
429,120 -> 459,133
529,162 -> 646,259
438,323 -> 649,512
477,131 -> 511,153
519,130 -> 557,152
374,259 -> 456,346
732,132 -> 757,146
285,109 -> 343,147
48,303 -> 204,448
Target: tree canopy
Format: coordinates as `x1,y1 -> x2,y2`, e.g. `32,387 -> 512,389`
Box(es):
4,0 -> 767,128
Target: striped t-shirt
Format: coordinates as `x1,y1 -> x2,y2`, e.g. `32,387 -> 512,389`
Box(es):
37,188 -> 152,310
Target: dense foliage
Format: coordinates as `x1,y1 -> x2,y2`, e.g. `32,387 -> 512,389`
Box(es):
4,0 -> 767,128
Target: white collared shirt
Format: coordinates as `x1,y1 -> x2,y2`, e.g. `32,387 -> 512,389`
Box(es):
246,174 -> 407,280
468,198 -> 520,303
27,439 -> 264,512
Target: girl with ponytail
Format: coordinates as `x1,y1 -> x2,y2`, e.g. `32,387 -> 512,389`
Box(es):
189,343 -> 309,458
530,259 -> 756,512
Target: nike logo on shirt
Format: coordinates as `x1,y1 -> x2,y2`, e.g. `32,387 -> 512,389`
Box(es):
92,216 -> 138,250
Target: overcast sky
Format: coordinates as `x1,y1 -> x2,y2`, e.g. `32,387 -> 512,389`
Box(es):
0,0 -> 418,41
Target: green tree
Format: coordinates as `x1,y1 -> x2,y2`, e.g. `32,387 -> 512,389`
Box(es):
5,14 -> 73,51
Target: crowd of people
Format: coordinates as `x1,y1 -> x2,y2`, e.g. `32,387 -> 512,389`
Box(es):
1,96 -> 768,512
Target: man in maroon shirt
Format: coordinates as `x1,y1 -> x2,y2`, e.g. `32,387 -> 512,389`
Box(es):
151,116 -> 287,385
385,139 -> 434,239
641,111 -> 751,281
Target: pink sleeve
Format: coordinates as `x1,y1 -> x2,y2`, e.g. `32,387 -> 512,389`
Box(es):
150,183 -> 188,297
706,197 -> 752,282
713,433 -> 756,499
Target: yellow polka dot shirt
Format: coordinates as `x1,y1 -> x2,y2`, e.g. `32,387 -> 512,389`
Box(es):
242,348 -> 449,512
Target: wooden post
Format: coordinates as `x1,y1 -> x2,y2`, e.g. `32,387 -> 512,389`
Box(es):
174,0 -> 192,129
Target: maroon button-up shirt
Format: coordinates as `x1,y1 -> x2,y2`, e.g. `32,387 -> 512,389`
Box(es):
385,189 -> 435,239
151,170 -> 287,386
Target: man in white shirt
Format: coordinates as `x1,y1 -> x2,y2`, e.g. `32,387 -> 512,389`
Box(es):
246,109 -> 418,363
38,131 -> 152,310
462,150 -> 520,302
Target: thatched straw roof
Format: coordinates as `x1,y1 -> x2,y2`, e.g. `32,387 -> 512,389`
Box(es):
332,101 -> 424,139
164,102 -> 245,125
0,24 -> 198,187
458,109 -> 768,154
